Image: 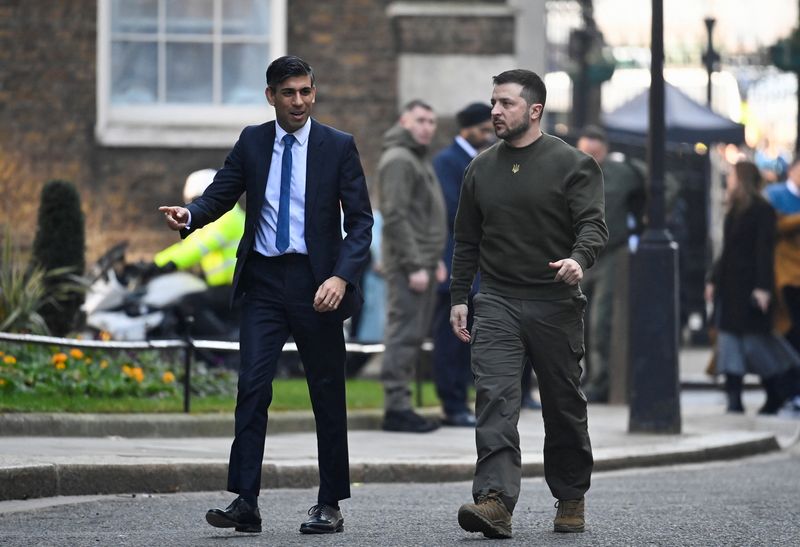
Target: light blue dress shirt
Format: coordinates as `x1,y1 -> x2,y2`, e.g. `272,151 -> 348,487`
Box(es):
454,135 -> 478,158
255,118 -> 310,256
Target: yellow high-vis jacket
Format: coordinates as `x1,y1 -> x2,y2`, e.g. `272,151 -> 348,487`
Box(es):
154,204 -> 245,287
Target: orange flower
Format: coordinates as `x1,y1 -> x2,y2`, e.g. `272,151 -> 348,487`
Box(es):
162,371 -> 176,384
132,367 -> 145,383
0,378 -> 6,386
69,349 -> 84,360
52,353 -> 68,365
55,362 -> 66,371
3,355 -> 16,365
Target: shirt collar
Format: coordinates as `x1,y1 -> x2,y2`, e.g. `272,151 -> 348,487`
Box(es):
787,178 -> 800,198
455,135 -> 478,158
275,117 -> 311,146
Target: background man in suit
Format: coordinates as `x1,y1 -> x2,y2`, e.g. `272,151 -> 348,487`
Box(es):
159,55 -> 373,535
431,102 -> 493,427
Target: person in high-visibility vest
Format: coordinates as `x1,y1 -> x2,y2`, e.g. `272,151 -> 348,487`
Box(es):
154,169 -> 245,340
154,169 -> 245,286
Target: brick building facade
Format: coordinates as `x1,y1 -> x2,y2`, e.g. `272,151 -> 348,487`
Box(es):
0,0 -> 542,263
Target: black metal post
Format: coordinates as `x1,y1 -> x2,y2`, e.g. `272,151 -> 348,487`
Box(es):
183,342 -> 193,413
702,18 -> 718,109
570,29 -> 590,130
628,0 -> 681,434
569,0 -> 597,130
182,315 -> 194,414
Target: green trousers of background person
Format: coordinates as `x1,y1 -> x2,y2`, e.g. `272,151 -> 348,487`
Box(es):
582,246 -> 625,400
381,268 -> 438,411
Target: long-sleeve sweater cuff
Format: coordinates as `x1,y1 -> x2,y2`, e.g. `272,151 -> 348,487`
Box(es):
570,252 -> 590,273
450,289 -> 469,307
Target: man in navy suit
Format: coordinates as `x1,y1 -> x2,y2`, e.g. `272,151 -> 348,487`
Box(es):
431,103 -> 493,426
159,56 -> 372,535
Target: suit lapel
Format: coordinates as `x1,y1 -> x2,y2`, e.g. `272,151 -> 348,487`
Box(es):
305,118 -> 324,229
253,121 -> 276,214
454,141 -> 473,164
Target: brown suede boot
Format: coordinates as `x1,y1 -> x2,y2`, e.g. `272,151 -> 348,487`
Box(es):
554,497 -> 585,533
457,492 -> 512,539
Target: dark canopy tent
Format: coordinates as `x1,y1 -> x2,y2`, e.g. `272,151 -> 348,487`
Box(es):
602,82 -> 745,144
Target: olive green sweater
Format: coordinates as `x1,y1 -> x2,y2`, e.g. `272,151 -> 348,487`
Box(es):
451,133 -> 608,304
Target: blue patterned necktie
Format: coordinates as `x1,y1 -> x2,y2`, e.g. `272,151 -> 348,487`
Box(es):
276,133 -> 295,253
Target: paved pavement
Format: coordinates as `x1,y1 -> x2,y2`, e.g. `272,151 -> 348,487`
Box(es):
3,446 -> 800,546
1,348 -> 798,502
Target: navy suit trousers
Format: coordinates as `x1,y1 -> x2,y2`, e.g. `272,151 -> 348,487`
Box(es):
432,292 -> 474,415
227,252 -> 350,504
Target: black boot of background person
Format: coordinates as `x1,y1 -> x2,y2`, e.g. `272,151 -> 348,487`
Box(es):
758,374 -> 787,415
724,374 -> 744,413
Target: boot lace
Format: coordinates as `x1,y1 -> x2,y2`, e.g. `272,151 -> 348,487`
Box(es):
554,499 -> 581,516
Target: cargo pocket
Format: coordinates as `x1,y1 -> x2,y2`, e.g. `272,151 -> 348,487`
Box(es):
469,325 -> 478,346
568,320 -> 585,360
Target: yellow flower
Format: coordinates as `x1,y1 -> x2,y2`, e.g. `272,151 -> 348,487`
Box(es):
69,349 -> 84,360
132,367 -> 145,383
100,331 -> 112,341
162,371 -> 176,384
3,355 -> 16,365
0,350 -> 4,356
100,360 -> 109,369
0,378 -> 6,386
121,364 -> 132,377
56,362 -> 66,371
84,357 -> 92,364
52,353 -> 68,364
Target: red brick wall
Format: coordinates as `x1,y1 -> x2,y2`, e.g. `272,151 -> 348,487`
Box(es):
0,0 -> 508,263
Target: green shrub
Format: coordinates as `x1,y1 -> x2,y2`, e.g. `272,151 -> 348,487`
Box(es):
32,180 -> 86,336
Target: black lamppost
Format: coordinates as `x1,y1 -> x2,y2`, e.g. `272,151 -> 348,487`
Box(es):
628,0 -> 682,434
568,0 -> 614,130
702,17 -> 720,108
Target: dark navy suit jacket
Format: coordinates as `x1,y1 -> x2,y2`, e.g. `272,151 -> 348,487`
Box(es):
182,119 -> 373,319
433,139 -> 475,295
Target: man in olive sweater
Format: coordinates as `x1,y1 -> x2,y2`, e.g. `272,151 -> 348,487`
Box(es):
451,70 -> 607,539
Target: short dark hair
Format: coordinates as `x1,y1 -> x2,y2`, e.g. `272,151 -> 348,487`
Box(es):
579,124 -> 608,144
492,69 -> 546,112
401,99 -> 434,114
266,55 -> 315,88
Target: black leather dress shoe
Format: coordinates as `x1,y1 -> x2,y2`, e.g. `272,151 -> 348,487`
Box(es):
382,410 -> 440,433
299,504 -> 344,534
205,497 -> 262,533
442,411 -> 477,427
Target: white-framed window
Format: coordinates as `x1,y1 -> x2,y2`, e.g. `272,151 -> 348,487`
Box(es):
96,0 -> 287,147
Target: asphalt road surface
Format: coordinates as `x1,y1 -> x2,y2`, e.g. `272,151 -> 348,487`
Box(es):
1,444 -> 799,546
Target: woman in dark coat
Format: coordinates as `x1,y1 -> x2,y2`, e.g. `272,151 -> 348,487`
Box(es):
706,161 -> 798,413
